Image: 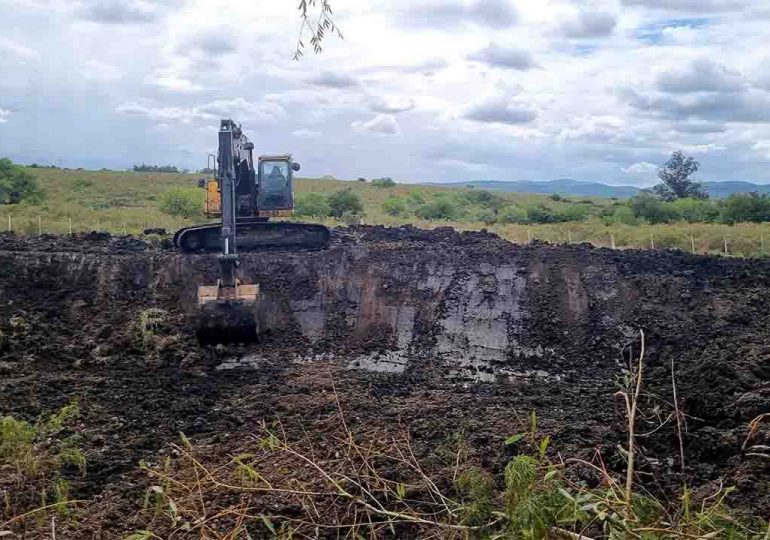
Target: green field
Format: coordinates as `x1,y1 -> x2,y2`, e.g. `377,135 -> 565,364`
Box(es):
5,167 -> 770,257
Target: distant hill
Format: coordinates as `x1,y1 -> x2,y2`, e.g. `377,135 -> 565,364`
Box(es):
433,179 -> 770,199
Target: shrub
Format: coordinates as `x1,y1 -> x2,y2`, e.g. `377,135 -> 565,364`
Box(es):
668,197 -> 719,223
159,188 -> 202,219
554,204 -> 589,222
470,207 -> 497,224
629,192 -> 677,223
371,177 -> 396,188
294,192 -> 330,218
0,158 -> 43,204
328,188 -> 363,218
133,164 -> 179,173
497,205 -> 528,224
415,197 -> 461,220
382,196 -> 408,216
549,193 -> 562,201
357,177 -> 367,182
463,190 -> 505,211
524,204 -> 559,224
720,192 -> 770,224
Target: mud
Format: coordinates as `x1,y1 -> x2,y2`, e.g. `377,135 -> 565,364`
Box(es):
0,226 -> 768,536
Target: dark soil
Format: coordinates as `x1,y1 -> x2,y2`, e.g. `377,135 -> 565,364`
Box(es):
0,226 -> 768,537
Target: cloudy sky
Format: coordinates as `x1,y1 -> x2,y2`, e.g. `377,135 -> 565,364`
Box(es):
1,0 -> 770,185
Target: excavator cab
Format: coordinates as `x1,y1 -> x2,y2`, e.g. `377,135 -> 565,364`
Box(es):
256,156 -> 300,217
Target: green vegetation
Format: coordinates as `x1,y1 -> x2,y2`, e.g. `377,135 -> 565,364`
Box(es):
327,187 -> 363,218
159,188 -> 203,219
1,401 -> 86,521
0,158 -> 43,205
133,164 -> 180,173
371,176 -> 396,188
4,164 -> 770,257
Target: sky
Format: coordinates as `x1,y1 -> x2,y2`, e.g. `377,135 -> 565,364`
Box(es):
1,0 -> 770,186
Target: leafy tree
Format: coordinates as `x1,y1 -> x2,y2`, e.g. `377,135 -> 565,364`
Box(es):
720,192 -> 770,224
327,188 -> 363,218
159,188 -> 202,219
0,158 -> 43,204
295,192 -> 330,217
382,196 -> 408,216
371,177 -> 396,188
651,151 -> 707,201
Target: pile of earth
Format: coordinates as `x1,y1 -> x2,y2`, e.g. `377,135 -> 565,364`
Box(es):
0,225 -> 767,537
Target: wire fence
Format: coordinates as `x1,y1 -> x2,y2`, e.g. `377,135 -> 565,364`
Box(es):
4,213 -> 770,258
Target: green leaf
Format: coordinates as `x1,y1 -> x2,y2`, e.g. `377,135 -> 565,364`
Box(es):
539,435 -> 551,458
123,531 -> 156,540
504,433 -> 526,446
260,515 -> 276,534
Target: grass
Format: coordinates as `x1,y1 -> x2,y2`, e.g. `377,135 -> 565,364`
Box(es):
4,167 -> 770,257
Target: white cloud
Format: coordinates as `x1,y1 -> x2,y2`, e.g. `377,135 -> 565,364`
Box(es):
352,114 -> 400,135
622,162 -> 658,174
292,128 -> 322,138
0,108 -> 11,124
0,37 -> 39,60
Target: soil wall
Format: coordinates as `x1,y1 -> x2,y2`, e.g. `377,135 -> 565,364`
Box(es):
0,227 -> 768,531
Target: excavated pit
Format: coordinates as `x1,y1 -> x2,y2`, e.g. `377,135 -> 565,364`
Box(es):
0,226 -> 769,534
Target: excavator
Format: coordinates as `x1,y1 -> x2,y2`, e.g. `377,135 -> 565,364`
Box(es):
174,119 -> 330,343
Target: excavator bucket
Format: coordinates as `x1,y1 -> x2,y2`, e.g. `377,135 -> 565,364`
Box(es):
195,282 -> 262,344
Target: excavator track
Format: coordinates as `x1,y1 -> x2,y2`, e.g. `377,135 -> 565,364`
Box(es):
174,218 -> 330,252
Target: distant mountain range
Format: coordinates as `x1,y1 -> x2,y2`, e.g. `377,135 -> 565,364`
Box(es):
433,179 -> 770,199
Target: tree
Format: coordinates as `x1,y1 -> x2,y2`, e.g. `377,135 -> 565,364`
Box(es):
651,151 -> 707,201
294,0 -> 343,59
327,188 -> 363,218
0,158 -> 43,204
295,192 -> 331,217
371,177 -> 396,188
159,188 -> 202,219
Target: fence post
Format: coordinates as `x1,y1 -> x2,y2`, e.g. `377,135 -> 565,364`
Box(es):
761,234 -> 765,252
7,214 -> 10,232
68,217 -> 73,235
38,216 -> 42,236
610,233 -> 616,249
526,228 -> 531,244
690,234 -> 695,254
122,223 -> 127,235
649,233 -> 655,250
724,235 -> 728,256
568,230 -> 572,244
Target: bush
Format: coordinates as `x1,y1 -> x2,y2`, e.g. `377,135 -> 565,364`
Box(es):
371,177 -> 396,188
159,188 -> 202,219
497,205 -> 527,224
668,197 -> 719,223
295,193 -> 330,218
720,192 -> 770,224
415,197 -> 461,220
609,205 -> 640,225
328,188 -> 363,218
133,164 -> 179,173
463,190 -> 505,211
357,177 -> 367,182
629,192 -> 677,223
382,196 -> 408,216
524,204 -> 559,224
554,204 -> 589,222
0,158 -> 43,204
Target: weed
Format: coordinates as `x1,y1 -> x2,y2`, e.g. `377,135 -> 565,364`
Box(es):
132,308 -> 169,352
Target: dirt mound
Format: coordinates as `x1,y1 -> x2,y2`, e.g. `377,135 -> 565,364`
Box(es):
0,226 -> 768,536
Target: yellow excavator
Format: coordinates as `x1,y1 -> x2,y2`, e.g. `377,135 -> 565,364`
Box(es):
174,119 -> 329,343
